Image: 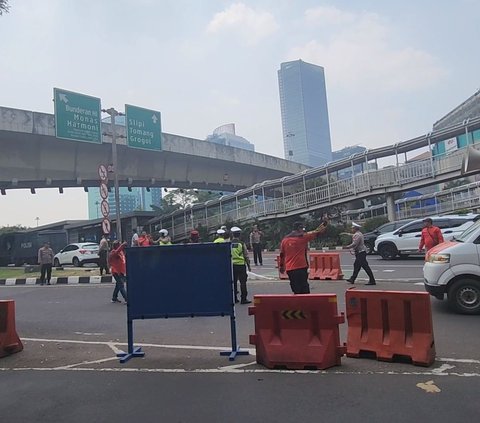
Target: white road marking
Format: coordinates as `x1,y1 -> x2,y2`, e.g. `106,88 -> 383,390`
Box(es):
382,270 -> 395,273
0,367 -> 478,377
74,332 -> 105,336
432,364 -> 456,374
13,337 -> 480,377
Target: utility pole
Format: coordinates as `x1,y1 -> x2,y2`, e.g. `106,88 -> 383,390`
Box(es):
102,107 -> 123,242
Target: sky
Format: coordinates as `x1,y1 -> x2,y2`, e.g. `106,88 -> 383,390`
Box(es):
1,0 -> 479,227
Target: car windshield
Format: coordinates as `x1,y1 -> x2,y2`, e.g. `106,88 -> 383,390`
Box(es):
455,220 -> 480,243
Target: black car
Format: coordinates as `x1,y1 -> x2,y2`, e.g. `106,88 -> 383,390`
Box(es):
363,219 -> 414,254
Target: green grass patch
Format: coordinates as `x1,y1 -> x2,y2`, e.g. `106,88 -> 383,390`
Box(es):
0,267 -> 102,279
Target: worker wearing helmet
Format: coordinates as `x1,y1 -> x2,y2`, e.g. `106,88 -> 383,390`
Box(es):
157,229 -> 172,246
230,226 -> 251,304
214,228 -> 226,243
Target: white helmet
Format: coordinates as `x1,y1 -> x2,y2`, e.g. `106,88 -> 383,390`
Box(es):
159,229 -> 168,236
216,229 -> 225,235
230,226 -> 241,233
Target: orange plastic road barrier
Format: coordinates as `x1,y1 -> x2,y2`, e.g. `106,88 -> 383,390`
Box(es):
345,289 -> 435,367
0,300 -> 23,358
249,294 -> 346,370
275,256 -> 289,280
308,252 -> 344,280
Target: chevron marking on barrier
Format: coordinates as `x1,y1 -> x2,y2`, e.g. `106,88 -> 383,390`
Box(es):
281,310 -> 307,320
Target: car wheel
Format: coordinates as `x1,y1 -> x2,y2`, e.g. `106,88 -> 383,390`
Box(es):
447,279 -> 480,315
378,243 -> 398,260
365,241 -> 374,255
72,257 -> 81,267
54,258 -> 60,267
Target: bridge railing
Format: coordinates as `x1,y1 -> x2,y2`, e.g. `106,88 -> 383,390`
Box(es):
159,137 -> 480,241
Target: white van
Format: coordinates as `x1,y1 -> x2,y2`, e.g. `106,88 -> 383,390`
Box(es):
423,219 -> 480,314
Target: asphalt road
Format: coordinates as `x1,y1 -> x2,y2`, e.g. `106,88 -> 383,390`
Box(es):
1,252 -> 479,422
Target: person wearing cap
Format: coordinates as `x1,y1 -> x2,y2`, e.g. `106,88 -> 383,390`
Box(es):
188,229 -> 200,243
279,220 -> 328,294
214,228 -> 226,243
230,227 -> 252,304
109,240 -> 128,304
249,224 -> 264,266
344,222 -> 376,285
418,218 -> 444,253
157,229 -> 172,246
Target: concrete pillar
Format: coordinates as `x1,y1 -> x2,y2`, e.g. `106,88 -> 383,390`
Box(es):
386,194 -> 396,222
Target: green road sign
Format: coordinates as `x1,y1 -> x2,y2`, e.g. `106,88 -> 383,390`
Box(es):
125,104 -> 162,151
54,88 -> 102,144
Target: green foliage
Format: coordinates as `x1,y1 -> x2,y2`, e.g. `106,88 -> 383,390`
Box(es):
362,216 -> 389,232
0,225 -> 27,234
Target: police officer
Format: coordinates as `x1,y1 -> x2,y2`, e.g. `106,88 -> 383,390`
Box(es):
214,228 -> 226,243
230,226 -> 251,304
344,222 -> 376,285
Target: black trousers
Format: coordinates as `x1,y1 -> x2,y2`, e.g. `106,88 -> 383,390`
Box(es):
351,251 -> 375,283
233,264 -> 248,301
40,263 -> 52,284
287,268 -> 310,294
252,243 -> 263,265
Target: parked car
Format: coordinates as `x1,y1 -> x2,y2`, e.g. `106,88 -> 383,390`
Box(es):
363,219 -> 414,254
53,243 -> 100,267
374,214 -> 480,260
424,219 -> 480,314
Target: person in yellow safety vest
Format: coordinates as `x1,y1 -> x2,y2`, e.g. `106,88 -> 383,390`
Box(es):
214,228 -> 226,243
157,229 -> 172,246
230,226 -> 252,304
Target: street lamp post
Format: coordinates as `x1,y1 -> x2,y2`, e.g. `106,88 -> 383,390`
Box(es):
102,107 -> 123,242
95,201 -> 99,218
35,217 -> 39,227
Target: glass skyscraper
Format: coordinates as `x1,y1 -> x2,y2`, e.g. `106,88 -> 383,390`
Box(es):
278,60 -> 332,167
87,187 -> 162,220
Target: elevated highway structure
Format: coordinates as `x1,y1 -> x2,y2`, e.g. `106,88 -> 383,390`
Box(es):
0,106 -> 307,193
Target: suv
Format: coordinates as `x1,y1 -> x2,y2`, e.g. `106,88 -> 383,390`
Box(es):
363,219 -> 414,254
53,243 -> 100,267
375,214 -> 480,260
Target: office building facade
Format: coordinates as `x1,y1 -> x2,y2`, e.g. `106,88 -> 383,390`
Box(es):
278,60 -> 332,167
88,187 -> 162,220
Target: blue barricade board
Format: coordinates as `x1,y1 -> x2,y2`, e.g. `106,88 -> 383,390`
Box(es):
125,242 -> 234,320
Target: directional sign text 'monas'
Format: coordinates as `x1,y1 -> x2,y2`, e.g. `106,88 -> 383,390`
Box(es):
54,88 -> 102,144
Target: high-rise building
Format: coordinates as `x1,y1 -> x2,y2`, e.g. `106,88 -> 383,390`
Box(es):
278,60 -> 332,167
88,187 -> 162,219
206,123 -> 255,151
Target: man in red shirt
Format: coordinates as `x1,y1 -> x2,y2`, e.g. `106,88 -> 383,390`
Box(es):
418,218 -> 444,253
109,240 -> 128,304
279,221 -> 327,294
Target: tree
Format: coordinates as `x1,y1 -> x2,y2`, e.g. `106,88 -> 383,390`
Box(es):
0,0 -> 10,15
0,225 -> 27,234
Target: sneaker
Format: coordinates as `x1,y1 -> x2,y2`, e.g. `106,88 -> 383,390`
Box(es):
365,282 -> 376,286
241,299 -> 252,304
111,299 -> 121,303
346,279 -> 355,284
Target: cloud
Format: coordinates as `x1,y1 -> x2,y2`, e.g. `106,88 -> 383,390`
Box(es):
289,6 -> 448,92
206,2 -> 279,44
